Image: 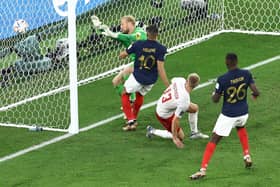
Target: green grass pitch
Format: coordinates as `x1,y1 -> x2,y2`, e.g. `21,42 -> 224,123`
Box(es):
0,33 -> 279,186
0,0 -> 280,186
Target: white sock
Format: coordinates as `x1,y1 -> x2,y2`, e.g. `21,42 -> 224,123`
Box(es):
152,129 -> 173,139
188,112 -> 198,133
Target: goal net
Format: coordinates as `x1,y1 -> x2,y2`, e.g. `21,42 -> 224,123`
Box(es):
224,0 -> 280,34
0,0 -> 279,132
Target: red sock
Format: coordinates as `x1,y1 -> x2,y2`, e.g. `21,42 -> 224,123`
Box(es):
133,92 -> 144,118
237,127 -> 250,156
201,142 -> 217,169
121,94 -> 135,121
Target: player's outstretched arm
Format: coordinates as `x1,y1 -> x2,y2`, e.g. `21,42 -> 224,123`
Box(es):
122,42 -> 135,59
100,25 -> 118,38
91,15 -> 102,29
90,16 -> 119,38
157,60 -> 169,88
171,116 -> 184,149
249,83 -> 260,100
119,50 -> 128,59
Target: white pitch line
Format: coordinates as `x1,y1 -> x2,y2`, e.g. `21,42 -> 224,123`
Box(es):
0,133 -> 74,163
0,55 -> 279,163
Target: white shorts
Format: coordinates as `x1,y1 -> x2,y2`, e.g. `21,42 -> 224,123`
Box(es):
213,113 -> 249,137
124,74 -> 154,96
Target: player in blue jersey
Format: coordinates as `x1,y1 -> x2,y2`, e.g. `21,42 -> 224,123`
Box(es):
119,24 -> 169,131
190,53 -> 260,180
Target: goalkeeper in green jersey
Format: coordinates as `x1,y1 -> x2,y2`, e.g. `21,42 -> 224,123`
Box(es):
92,15 -> 147,104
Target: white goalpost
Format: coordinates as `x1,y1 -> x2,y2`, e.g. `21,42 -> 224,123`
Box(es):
64,0 -> 80,134
0,0 -> 279,133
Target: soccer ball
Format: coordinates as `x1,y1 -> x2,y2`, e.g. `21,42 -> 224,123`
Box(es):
13,19 -> 29,33
181,0 -> 207,10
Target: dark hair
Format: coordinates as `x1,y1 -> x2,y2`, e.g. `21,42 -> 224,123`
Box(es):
146,24 -> 159,36
226,53 -> 238,65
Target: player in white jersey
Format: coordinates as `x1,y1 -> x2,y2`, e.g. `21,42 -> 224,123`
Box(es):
146,73 -> 209,148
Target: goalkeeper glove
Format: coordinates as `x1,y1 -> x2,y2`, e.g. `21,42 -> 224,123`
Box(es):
91,16 -> 118,38
100,24 -> 118,38
91,15 -> 102,29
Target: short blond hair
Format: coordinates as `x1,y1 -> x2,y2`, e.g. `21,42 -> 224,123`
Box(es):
121,15 -> 136,26
187,73 -> 200,89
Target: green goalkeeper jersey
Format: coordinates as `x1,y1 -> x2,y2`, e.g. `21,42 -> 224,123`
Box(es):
116,27 -> 147,61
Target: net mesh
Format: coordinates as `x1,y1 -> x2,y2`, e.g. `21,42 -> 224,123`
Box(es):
0,0 -> 278,131
0,1 -> 70,129
225,0 -> 280,33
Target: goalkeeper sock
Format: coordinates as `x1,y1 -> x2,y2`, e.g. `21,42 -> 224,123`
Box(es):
237,127 -> 250,156
153,129 -> 173,139
188,112 -> 198,133
129,92 -> 136,103
123,74 -> 129,81
115,84 -> 124,96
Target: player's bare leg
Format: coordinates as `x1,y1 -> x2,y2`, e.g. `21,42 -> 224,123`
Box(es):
112,66 -> 133,94
113,66 -> 133,85
187,103 -> 209,139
